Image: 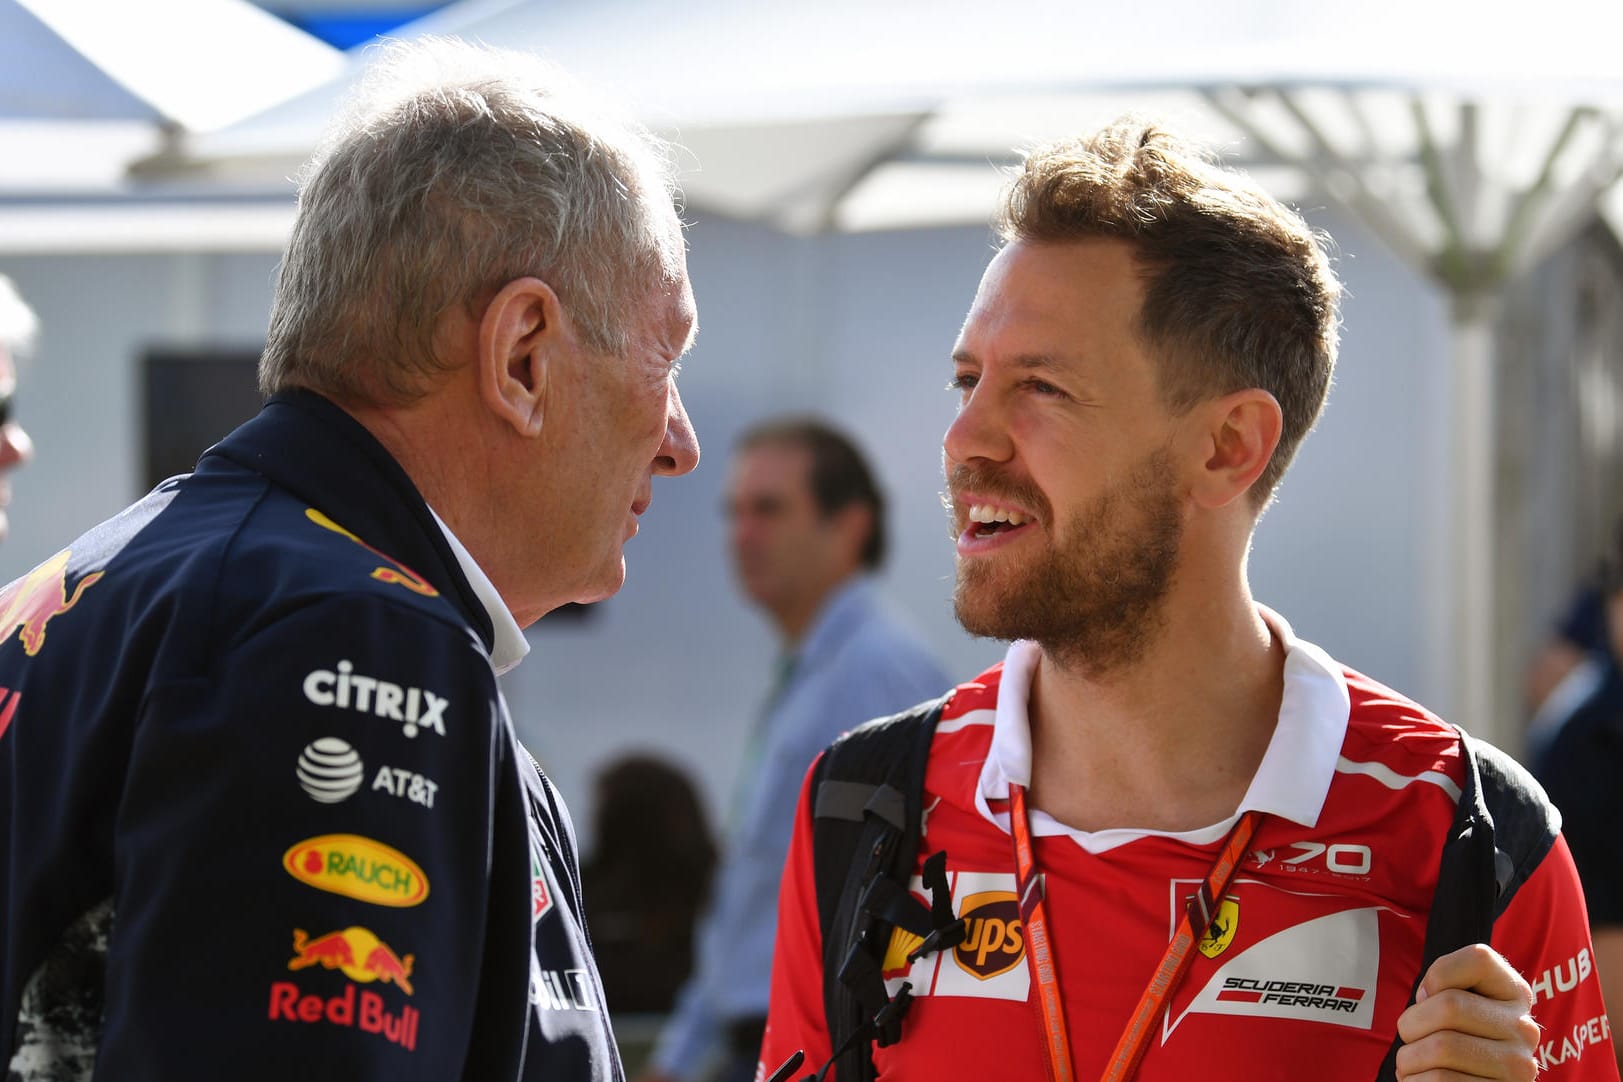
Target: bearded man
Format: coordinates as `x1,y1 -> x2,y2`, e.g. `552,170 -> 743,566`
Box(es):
758,120 -> 1608,1082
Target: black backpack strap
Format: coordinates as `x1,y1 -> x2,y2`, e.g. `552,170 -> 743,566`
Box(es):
1373,726 -> 1561,1080
808,695 -> 953,1082
1464,732 -> 1560,917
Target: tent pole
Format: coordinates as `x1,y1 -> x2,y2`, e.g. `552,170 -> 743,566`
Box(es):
1448,293 -> 1504,747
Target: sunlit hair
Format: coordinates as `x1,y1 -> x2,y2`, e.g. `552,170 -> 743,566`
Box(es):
260,36 -> 685,405
736,416 -> 888,570
997,118 -> 1341,504
0,275 -> 39,361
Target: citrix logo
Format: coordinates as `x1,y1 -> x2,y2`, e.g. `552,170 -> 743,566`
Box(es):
303,661 -> 448,738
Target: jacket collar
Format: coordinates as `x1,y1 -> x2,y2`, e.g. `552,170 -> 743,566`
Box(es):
206,388 -> 496,653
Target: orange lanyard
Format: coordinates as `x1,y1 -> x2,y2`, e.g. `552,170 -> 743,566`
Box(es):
1008,784 -> 1262,1082
1010,783 -> 1076,1082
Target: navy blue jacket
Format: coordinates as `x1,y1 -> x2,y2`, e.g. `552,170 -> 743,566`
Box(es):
1536,660 -> 1623,926
1,390 -> 620,1080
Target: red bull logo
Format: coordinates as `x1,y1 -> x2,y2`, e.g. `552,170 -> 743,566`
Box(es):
305,509 -> 438,597
0,549 -> 102,657
268,981 -> 420,1052
952,891 -> 1025,980
0,687 -> 19,744
289,926 -> 415,995
282,834 -> 429,907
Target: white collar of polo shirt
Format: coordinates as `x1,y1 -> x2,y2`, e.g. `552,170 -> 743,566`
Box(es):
429,507 -> 530,677
974,605 -> 1350,853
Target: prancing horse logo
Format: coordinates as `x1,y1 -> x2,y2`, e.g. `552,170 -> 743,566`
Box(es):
1196,895 -> 1241,959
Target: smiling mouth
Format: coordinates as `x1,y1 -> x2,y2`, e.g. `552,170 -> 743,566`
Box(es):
964,502 -> 1032,539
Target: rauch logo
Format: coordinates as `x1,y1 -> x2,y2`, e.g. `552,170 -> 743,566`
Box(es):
282,834 -> 429,907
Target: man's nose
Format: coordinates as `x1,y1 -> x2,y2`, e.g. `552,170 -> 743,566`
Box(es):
943,384 -> 1012,468
655,386 -> 700,477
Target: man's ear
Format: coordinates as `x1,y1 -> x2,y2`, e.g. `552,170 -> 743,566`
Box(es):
1189,388 -> 1283,510
477,276 -> 566,438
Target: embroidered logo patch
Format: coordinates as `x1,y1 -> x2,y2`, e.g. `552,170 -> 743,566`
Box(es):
0,549 -> 102,657
288,926 -> 415,995
283,834 -> 429,907
952,891 -> 1024,979
1196,895 -> 1241,959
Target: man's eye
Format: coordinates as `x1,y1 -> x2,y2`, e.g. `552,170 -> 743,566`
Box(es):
946,373 -> 977,393
1023,378 -> 1064,397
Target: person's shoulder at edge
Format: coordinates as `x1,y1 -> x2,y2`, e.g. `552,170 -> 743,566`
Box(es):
216,479 -> 474,636
93,464 -> 485,680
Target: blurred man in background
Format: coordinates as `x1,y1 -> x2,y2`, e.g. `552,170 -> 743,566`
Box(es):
1,37 -> 696,1081
0,275 -> 38,543
644,418 -> 945,1082
1535,524 -> 1623,1074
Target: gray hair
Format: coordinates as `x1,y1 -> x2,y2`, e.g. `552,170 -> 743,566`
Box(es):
260,36 -> 685,405
0,275 -> 39,362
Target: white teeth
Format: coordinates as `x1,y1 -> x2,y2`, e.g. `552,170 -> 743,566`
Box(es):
967,504 -> 1029,527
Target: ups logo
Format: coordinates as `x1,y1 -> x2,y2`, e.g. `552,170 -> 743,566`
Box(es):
953,891 -> 1024,980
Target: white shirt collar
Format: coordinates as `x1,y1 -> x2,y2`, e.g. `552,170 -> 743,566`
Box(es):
427,507 -> 530,677
974,605 -> 1349,853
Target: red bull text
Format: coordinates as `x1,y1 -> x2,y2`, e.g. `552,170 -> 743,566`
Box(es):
268,981 -> 419,1052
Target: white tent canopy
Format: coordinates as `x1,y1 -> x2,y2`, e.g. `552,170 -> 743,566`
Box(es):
0,0 -> 344,131
156,0 -> 1623,215
138,0 -> 1623,748
0,0 -> 343,250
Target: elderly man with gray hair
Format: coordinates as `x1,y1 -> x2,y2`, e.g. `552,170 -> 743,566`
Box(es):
0,38 -> 697,1081
0,275 -> 37,543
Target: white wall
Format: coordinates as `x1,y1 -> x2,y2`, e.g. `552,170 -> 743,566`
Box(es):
0,251 -> 281,572
0,204 -> 1457,846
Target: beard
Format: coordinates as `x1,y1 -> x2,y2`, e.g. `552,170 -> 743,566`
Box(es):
950,447 -> 1183,677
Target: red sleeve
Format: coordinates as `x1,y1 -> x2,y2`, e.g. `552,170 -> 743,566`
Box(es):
758,756 -> 833,1081
1492,833 -> 1619,1079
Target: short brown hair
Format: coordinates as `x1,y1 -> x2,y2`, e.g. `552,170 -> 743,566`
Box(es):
997,119 -> 1341,503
